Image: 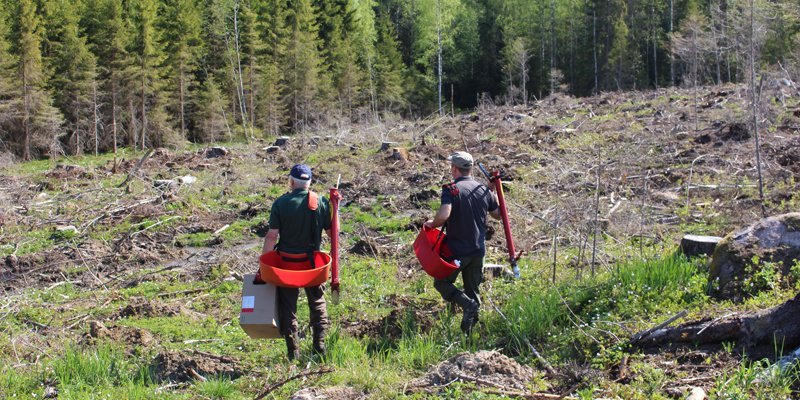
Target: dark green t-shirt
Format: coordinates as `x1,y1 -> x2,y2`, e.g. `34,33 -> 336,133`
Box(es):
268,188 -> 331,254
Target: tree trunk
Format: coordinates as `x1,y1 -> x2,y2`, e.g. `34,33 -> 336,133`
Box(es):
633,293 -> 800,349
141,72 -> 148,149
93,78 -> 98,156
179,60 -> 186,137
437,0 -> 442,116
593,8 -> 599,95
22,58 -> 31,161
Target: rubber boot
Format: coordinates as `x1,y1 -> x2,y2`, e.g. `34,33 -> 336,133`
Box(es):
285,332 -> 300,361
312,329 -> 326,355
454,292 -> 479,333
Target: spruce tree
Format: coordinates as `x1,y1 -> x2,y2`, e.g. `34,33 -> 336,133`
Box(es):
9,0 -> 63,160
160,0 -> 203,138
284,0 -> 323,132
45,0 -> 98,155
374,12 -> 407,113
128,0 -> 169,148
0,3 -> 17,133
254,0 -> 288,135
82,0 -> 131,156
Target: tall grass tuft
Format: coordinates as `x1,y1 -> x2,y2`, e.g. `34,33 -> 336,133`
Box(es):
52,344 -> 154,395
489,254 -> 704,359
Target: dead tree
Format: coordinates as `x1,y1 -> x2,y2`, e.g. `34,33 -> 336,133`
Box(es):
633,292 -> 800,350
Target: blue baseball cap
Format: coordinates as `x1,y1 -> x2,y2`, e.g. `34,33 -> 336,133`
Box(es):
289,164 -> 312,181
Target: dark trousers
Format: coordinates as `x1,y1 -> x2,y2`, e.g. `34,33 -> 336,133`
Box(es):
277,285 -> 329,336
433,255 -> 484,305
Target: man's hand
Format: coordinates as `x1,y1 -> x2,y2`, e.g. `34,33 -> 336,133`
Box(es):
423,220 -> 435,229
262,229 -> 279,254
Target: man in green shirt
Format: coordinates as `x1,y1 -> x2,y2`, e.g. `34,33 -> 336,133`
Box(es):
262,164 -> 332,360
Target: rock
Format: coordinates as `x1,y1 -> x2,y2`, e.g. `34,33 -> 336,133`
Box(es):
263,146 -> 280,153
274,136 -> 290,146
177,175 -> 197,185
154,179 -> 178,191
56,225 -> 79,234
687,387 -> 707,400
205,146 -> 228,158
309,136 -> 321,145
43,386 -> 58,399
709,213 -> 800,300
680,234 -> 723,257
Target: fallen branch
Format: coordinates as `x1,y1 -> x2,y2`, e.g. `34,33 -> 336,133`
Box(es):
253,367 -> 334,400
630,310 -> 687,344
117,148 -> 154,188
634,293 -> 800,348
157,288 -> 205,298
188,368 -> 207,382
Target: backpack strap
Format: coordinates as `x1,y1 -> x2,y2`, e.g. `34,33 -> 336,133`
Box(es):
443,182 -> 459,197
307,191 -> 320,269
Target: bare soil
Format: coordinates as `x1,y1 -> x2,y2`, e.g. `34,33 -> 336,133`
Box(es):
153,350 -> 243,383
411,350 -> 536,391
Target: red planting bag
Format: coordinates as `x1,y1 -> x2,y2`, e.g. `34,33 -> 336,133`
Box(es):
258,251 -> 331,288
413,226 -> 459,280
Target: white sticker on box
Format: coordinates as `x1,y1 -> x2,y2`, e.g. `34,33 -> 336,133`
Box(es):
241,296 -> 255,312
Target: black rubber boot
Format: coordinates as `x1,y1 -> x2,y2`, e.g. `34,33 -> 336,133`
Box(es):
312,329 -> 326,355
285,332 -> 300,361
454,292 -> 479,333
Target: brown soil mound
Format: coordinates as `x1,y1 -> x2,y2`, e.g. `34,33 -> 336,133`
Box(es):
413,350 -> 535,391
290,386 -> 365,400
115,300 -> 192,319
86,320 -> 155,348
153,350 -> 242,383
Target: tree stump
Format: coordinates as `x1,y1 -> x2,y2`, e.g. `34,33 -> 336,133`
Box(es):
274,136 -> 289,147
380,141 -> 398,152
680,234 -> 722,257
205,147 -> 228,158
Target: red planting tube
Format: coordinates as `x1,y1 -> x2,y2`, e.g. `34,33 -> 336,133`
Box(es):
491,171 -> 520,277
329,187 -> 342,297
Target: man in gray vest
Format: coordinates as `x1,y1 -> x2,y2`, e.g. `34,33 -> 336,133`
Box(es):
424,151 -> 500,333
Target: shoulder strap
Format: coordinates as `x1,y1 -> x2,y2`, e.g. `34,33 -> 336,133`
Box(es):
307,191 -> 320,268
307,190 -> 319,211
443,182 -> 459,197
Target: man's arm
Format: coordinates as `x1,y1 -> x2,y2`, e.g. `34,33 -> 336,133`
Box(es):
424,204 -> 452,229
490,208 -> 501,220
262,229 -> 279,254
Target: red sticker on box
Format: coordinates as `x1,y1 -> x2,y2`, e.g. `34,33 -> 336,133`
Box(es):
241,296 -> 255,313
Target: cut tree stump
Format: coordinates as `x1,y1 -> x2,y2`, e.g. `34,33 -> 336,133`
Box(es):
633,292 -> 800,349
274,136 -> 289,147
680,234 -> 722,257
380,141 -> 398,152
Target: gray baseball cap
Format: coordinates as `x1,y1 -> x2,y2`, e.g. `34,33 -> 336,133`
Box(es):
447,151 -> 474,169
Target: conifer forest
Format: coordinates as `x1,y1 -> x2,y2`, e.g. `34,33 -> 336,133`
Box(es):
3,0 -> 800,399
0,0 -> 798,159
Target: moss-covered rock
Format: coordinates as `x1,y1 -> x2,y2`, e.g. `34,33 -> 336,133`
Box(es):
709,213 -> 800,301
